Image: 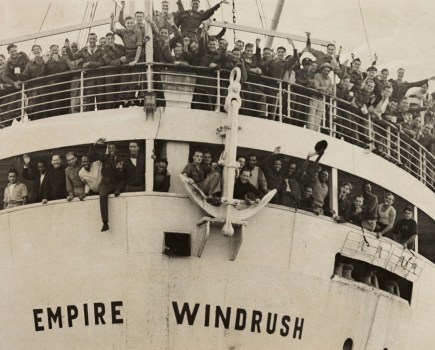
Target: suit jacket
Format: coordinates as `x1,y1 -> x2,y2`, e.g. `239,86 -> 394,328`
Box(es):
124,155 -> 146,188
22,166 -> 50,203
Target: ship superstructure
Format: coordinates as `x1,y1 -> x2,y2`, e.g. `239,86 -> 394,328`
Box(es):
0,2 -> 435,350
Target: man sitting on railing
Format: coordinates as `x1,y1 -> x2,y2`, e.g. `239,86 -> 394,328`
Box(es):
65,34 -> 105,111
90,138 -> 125,232
78,154 -> 102,199
21,44 -> 47,120
44,44 -> 70,117
111,12 -> 143,107
101,32 -> 126,109
2,44 -> 30,122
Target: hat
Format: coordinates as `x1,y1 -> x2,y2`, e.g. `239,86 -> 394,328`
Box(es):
320,63 -> 333,71
315,140 -> 328,154
302,57 -> 313,66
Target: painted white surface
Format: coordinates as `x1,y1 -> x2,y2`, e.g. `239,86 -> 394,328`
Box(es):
0,194 -> 434,349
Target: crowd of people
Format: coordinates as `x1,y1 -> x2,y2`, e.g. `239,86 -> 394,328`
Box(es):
1,0 -> 435,167
182,146 -> 417,249
3,139 -> 170,232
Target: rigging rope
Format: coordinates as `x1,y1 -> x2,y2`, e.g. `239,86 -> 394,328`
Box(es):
76,2 -> 90,44
32,3 -> 52,50
232,0 -> 237,43
86,1 -> 99,40
357,0 -> 373,63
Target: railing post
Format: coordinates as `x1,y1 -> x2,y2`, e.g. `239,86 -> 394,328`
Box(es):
215,69 -> 221,112
79,70 -> 84,113
419,146 -> 424,181
278,81 -> 283,122
368,115 -> 373,144
422,151 -> 427,184
386,125 -> 391,157
147,63 -> 152,93
397,132 -> 401,164
321,94 -> 326,130
329,97 -> 336,137
21,82 -> 26,118
287,84 -> 291,122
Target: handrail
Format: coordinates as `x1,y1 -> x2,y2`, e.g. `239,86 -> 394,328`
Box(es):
1,62 -> 434,193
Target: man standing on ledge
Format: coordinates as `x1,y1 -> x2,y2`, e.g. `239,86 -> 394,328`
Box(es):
90,138 -> 125,232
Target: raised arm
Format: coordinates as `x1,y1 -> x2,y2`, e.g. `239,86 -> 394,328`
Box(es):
118,1 -> 127,28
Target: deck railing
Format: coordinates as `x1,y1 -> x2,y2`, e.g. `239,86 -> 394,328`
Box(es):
0,62 -> 433,191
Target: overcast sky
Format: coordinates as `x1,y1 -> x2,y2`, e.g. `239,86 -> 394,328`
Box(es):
0,0 -> 434,82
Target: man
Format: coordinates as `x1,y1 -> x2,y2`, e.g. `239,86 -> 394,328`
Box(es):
3,169 -> 28,209
242,43 -> 266,118
236,155 -> 246,170
22,155 -> 49,204
389,68 -> 434,101
66,33 -> 105,111
21,44 -> 46,120
234,169 -> 263,205
352,78 -> 375,143
153,0 -> 184,34
417,123 -> 435,152
373,68 -> 389,97
244,153 -> 267,194
101,32 -> 126,108
361,183 -> 378,231
45,44 -> 70,116
300,185 -> 315,213
304,151 -> 329,215
78,154 -> 103,199
154,158 -> 171,192
259,147 -> 284,204
376,193 -> 396,239
99,37 -> 107,48
303,34 -> 340,73
150,17 -> 181,63
62,42 -> 83,113
308,63 -> 333,131
176,0 -> 228,40
221,49 -> 247,108
46,154 -> 67,202
182,150 -> 222,204
65,152 -> 85,201
283,162 -> 301,209
337,182 -> 352,217
90,138 -> 125,232
293,57 -> 315,127
111,12 -> 143,106
338,195 -> 366,226
2,44 -> 30,120
119,1 -> 146,35
124,141 -> 145,192
391,206 -> 417,249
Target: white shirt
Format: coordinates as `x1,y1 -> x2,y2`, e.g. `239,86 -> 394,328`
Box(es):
79,161 -> 103,194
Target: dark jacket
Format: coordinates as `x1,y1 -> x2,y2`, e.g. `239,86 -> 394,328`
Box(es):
124,155 -> 146,188
22,166 -> 50,203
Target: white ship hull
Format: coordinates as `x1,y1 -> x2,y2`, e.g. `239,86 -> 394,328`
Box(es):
1,193 -> 434,349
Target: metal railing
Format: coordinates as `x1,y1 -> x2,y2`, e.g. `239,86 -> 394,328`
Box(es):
1,62 -> 434,192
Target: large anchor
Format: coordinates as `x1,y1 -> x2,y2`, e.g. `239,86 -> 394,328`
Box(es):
180,67 -> 276,259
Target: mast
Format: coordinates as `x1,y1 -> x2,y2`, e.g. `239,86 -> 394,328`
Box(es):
264,0 -> 285,48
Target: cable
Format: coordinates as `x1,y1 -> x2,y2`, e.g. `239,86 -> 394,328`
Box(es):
357,0 -> 373,63
30,3 -> 51,54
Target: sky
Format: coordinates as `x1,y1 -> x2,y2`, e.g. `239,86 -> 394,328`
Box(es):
0,0 -> 434,83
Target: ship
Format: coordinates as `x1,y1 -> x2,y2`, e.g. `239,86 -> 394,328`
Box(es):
0,1 -> 434,349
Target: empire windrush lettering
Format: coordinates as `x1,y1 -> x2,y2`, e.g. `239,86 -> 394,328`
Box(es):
33,301 -> 123,332
172,301 -> 304,339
